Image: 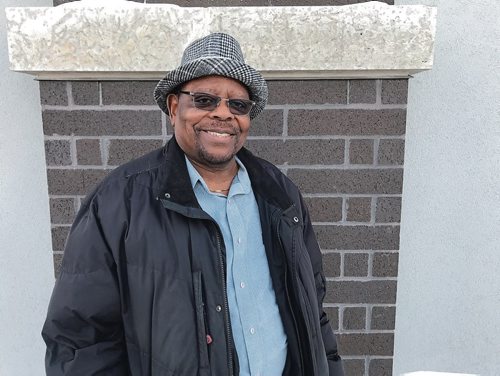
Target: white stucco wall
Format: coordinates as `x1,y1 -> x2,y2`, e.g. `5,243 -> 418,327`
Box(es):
0,0 -> 54,374
394,0 -> 500,375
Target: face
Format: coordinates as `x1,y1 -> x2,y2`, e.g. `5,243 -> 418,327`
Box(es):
167,76 -> 252,170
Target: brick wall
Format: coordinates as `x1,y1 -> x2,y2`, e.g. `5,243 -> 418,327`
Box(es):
41,78 -> 406,375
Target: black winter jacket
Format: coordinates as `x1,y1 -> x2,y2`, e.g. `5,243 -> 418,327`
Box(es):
42,137 -> 344,376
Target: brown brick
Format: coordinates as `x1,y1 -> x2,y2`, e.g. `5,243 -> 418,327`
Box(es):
376,197 -> 401,223
373,253 -> 399,277
303,197 -> 342,222
346,197 -> 372,222
248,110 -> 283,136
45,140 -> 71,166
76,139 -> 102,165
338,333 -> 394,356
108,139 -> 164,165
324,306 -> 339,331
349,80 -> 376,104
72,81 -> 99,105
349,139 -> 374,165
369,358 -> 393,376
343,307 -> 366,330
53,253 -> 63,279
344,253 -> 369,277
267,80 -> 347,105
102,81 -> 157,106
51,226 -> 70,252
315,225 -> 400,250
322,252 -> 341,278
343,359 -> 365,376
288,109 -> 406,136
382,79 -> 408,104
371,306 -> 396,330
40,81 -> 68,106
42,110 -> 162,136
326,281 -> 397,304
50,198 -> 76,224
245,139 -> 344,165
378,139 -> 405,165
288,169 -> 403,194
47,169 -> 110,195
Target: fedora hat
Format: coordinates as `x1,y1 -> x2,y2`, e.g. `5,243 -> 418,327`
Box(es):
154,33 -> 268,119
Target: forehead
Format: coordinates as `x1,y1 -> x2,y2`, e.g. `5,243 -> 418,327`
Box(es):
182,76 -> 250,98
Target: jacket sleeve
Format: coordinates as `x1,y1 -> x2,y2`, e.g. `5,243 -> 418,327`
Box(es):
299,194 -> 345,376
42,199 -> 129,376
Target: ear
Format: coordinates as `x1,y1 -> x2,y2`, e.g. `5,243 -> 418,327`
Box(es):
167,94 -> 179,127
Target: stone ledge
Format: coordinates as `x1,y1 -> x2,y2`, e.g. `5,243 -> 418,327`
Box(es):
6,1 -> 436,80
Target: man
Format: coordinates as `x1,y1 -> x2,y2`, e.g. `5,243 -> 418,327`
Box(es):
42,33 -> 343,376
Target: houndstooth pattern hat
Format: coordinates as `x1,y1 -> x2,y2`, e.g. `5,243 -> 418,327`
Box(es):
154,33 -> 268,120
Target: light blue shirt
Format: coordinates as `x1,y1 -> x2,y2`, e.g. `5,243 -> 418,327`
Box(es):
185,156 -> 287,376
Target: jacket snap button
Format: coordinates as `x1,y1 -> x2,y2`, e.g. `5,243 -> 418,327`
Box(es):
164,193 -> 171,199
293,216 -> 299,223
216,305 -> 222,312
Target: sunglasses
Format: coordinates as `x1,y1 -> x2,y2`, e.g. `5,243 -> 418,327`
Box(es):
178,91 -> 255,116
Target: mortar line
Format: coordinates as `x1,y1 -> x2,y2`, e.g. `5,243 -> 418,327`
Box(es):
100,138 -> 109,167
70,136 -> 77,166
303,193 -> 402,198
44,134 -> 406,141
44,135 -> 167,141
323,303 -> 396,308
275,164 -> 404,169
376,79 -> 382,105
265,103 -> 405,110
374,138 -> 381,165
66,82 -> 74,106
282,107 -> 289,137
325,277 -> 397,282
42,104 -> 160,111
370,196 -> 377,225
98,82 -> 103,106
312,221 -> 401,226
161,112 -> 167,140
366,304 -> 372,331
346,80 -> 350,105
345,138 -> 350,165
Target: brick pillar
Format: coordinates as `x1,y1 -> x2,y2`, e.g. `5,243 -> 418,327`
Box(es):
41,77 -> 407,375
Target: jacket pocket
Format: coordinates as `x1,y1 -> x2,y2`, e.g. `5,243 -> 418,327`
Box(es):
193,271 -> 211,372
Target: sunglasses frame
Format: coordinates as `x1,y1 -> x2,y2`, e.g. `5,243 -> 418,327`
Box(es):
178,91 -> 255,116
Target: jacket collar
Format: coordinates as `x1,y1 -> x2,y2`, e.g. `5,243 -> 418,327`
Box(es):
155,137 -> 293,212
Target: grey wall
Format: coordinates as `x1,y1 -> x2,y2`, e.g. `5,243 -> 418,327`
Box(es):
394,0 -> 500,375
0,0 -> 54,374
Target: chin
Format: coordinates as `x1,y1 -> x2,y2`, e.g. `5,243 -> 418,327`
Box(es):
198,149 -> 237,167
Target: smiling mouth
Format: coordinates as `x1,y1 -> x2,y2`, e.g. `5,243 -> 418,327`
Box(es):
203,130 -> 233,138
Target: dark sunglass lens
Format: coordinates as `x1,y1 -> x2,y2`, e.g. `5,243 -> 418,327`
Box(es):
228,100 -> 252,115
192,94 -> 218,110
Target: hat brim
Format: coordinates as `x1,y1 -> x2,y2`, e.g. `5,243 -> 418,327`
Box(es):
154,57 -> 268,120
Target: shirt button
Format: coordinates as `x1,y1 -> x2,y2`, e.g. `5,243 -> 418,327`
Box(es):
215,305 -> 222,312
237,237 -> 242,244
249,327 -> 255,335
240,282 -> 245,288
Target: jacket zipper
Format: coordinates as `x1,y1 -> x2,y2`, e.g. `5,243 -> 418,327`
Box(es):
275,211 -> 305,375
214,225 -> 234,376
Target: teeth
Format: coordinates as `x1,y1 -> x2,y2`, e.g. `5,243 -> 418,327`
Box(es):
207,131 -> 230,138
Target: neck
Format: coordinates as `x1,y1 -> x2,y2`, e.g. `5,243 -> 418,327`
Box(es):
188,157 -> 238,194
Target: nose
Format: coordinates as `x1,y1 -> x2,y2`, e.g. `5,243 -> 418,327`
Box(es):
210,99 -> 234,120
